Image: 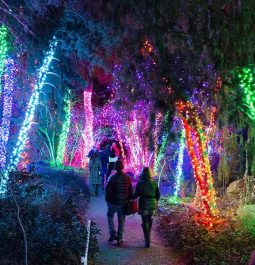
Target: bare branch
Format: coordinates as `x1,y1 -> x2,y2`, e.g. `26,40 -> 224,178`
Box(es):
10,174 -> 28,265
0,0 -> 34,36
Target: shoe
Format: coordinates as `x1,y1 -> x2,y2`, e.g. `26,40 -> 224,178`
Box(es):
108,235 -> 117,242
117,240 -> 124,247
141,223 -> 150,248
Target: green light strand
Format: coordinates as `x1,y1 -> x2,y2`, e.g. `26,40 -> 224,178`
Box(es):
56,92 -> 71,167
0,25 -> 8,93
238,66 -> 255,121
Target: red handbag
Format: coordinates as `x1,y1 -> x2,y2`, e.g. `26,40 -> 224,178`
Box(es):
124,200 -> 138,215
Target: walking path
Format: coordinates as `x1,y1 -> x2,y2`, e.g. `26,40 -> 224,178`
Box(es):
87,191 -> 186,265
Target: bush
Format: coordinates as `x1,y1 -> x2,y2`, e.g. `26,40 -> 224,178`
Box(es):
0,170 -> 99,265
158,205 -> 255,265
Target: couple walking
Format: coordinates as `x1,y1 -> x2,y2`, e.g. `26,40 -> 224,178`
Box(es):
105,160 -> 160,248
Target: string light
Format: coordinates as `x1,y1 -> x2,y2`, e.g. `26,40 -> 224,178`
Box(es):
115,126 -> 126,164
125,109 -> 148,173
0,38 -> 58,194
205,106 -> 217,147
126,113 -> 141,173
173,128 -> 185,198
0,59 -> 16,168
154,111 -> 169,174
176,100 -> 218,217
56,92 -> 71,167
237,66 -> 255,121
0,25 -> 8,93
83,90 -> 94,167
153,112 -> 163,170
215,75 -> 222,93
140,36 -> 153,57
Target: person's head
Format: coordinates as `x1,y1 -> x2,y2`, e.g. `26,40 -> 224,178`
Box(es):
139,167 -> 152,180
114,160 -> 124,172
92,151 -> 98,159
110,149 -> 116,158
99,145 -> 104,150
106,144 -> 111,151
112,142 -> 117,148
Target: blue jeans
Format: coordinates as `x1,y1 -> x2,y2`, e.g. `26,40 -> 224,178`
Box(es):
107,203 -> 125,241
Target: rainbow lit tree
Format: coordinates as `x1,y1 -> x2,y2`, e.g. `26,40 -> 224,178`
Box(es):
176,100 -> 218,217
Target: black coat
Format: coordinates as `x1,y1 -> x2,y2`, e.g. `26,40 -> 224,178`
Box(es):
105,171 -> 133,205
132,178 -> 160,215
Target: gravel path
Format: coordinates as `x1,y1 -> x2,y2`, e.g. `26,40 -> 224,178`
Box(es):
87,190 -> 186,265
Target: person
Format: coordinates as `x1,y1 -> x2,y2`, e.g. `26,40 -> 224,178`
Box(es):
111,142 -> 120,157
131,167 -> 160,248
105,144 -> 111,176
98,145 -> 108,189
88,146 -> 97,159
105,160 -> 133,246
89,151 -> 102,196
106,149 -> 118,181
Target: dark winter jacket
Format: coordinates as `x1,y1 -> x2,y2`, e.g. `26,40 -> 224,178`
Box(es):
89,158 -> 102,185
132,179 -> 160,215
105,171 -> 133,205
98,150 -> 108,169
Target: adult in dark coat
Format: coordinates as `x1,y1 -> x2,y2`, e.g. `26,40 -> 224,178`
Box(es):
105,160 -> 133,246
132,167 -> 160,248
106,149 -> 118,181
98,146 -> 108,189
88,146 -> 97,158
89,151 -> 102,196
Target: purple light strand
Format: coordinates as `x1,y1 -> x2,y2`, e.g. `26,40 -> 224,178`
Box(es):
0,59 -> 15,168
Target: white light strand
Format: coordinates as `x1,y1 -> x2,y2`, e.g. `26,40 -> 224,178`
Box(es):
0,38 -> 58,194
81,219 -> 91,265
0,59 -> 15,169
173,128 -> 185,197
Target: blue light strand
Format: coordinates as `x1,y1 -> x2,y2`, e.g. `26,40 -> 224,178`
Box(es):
0,38 -> 58,194
173,128 -> 185,198
0,59 -> 15,168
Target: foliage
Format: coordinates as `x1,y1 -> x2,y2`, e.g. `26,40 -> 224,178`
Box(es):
158,205 -> 255,265
0,170 -> 99,265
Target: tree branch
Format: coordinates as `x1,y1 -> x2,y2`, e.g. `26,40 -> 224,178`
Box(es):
0,0 -> 34,36
10,173 -> 28,265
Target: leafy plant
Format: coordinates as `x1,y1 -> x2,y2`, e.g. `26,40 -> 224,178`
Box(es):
158,204 -> 255,265
0,170 -> 99,265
